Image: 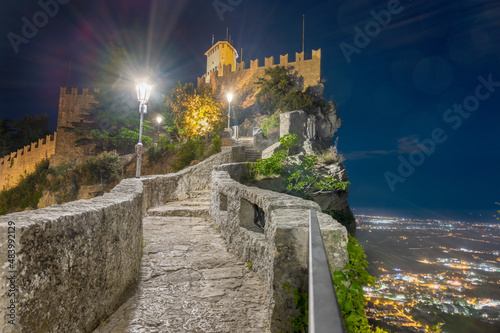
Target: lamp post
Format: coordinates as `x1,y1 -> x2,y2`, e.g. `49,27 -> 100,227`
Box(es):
135,82 -> 152,178
227,93 -> 233,130
156,116 -> 162,144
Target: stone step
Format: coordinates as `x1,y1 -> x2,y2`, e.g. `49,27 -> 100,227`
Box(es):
147,190 -> 212,218
147,205 -> 209,218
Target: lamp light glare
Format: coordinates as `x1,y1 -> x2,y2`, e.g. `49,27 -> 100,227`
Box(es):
136,82 -> 153,103
227,93 -> 233,103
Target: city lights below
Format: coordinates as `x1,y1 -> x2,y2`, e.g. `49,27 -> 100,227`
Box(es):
356,214 -> 500,332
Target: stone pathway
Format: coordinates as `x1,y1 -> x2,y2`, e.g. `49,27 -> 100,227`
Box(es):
237,137 -> 261,162
92,190 -> 270,333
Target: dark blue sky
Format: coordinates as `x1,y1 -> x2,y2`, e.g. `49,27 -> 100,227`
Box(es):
1,0 -> 499,221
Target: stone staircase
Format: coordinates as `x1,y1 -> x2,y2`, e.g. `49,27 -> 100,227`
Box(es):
92,190 -> 270,333
238,137 -> 261,162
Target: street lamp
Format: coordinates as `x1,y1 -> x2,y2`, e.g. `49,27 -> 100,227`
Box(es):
156,116 -> 162,143
135,82 -> 153,178
227,92 -> 233,130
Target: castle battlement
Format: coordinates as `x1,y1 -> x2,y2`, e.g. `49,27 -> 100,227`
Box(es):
198,48 -> 322,98
60,87 -> 101,96
0,133 -> 57,190
225,49 -> 321,73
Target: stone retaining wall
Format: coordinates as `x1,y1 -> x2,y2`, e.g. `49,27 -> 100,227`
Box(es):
0,145 -> 245,333
209,168 -> 348,333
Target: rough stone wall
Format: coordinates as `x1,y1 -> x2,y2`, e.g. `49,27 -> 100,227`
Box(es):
0,178 -> 144,333
0,133 -> 56,190
0,145 -> 245,333
51,87 -> 100,167
197,49 -> 323,105
209,168 -> 348,333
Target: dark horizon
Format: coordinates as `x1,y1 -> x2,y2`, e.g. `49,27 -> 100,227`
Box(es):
352,206 -> 500,223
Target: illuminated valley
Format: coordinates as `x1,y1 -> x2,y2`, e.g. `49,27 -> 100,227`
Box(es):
356,215 -> 500,333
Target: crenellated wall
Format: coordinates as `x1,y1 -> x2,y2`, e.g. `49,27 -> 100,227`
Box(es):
198,49 -> 323,102
0,87 -> 101,190
0,133 -> 57,190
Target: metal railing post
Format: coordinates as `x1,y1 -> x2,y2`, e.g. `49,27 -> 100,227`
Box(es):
308,209 -> 347,333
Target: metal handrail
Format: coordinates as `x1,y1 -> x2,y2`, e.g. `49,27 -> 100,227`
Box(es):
308,209 -> 347,333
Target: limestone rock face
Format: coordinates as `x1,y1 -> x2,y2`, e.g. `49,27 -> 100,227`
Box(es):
253,128 -> 280,153
279,106 -> 341,155
238,115 -> 269,137
307,162 -> 355,232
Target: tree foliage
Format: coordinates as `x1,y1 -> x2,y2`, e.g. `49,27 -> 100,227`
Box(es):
0,114 -> 52,156
255,66 -> 317,115
250,134 -> 350,195
78,43 -> 153,152
163,82 -> 224,140
333,236 -> 389,333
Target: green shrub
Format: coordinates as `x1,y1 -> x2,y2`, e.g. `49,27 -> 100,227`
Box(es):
261,112 -> 280,137
317,145 -> 345,164
86,151 -> 121,184
0,159 -> 50,215
146,145 -> 166,164
212,134 -> 221,154
283,283 -> 308,333
171,137 -> 205,172
333,236 -> 389,333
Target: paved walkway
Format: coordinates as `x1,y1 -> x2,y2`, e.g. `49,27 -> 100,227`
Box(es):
92,190 -> 270,333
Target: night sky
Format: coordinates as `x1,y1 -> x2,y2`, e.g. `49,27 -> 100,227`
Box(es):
1,0 -> 499,221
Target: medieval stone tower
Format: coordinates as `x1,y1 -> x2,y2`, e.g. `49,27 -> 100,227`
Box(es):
50,87 -> 100,166
198,45 -> 323,106
203,41 -> 239,82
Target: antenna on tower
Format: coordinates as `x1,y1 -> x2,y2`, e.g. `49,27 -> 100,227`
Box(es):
212,34 -> 214,46
66,59 -> 72,87
226,27 -> 229,41
302,14 -> 305,53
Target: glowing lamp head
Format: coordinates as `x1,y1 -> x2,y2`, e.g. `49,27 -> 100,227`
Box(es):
136,82 -> 153,103
227,93 -> 233,103
156,116 -> 162,124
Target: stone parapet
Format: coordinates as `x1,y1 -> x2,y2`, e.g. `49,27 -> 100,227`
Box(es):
209,168 -> 348,333
0,144 -> 245,333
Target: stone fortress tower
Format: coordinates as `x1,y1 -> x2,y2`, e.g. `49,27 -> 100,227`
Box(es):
204,41 -> 239,82
50,87 -> 100,167
0,87 -> 99,190
198,40 -> 323,105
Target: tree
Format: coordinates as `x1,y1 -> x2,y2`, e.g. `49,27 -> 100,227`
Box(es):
78,43 -> 153,152
255,66 -> 316,115
163,82 -> 224,140
0,115 -> 52,156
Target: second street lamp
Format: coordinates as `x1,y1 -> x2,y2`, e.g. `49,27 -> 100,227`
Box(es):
156,116 -> 162,144
135,82 -> 153,178
227,93 -> 233,130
